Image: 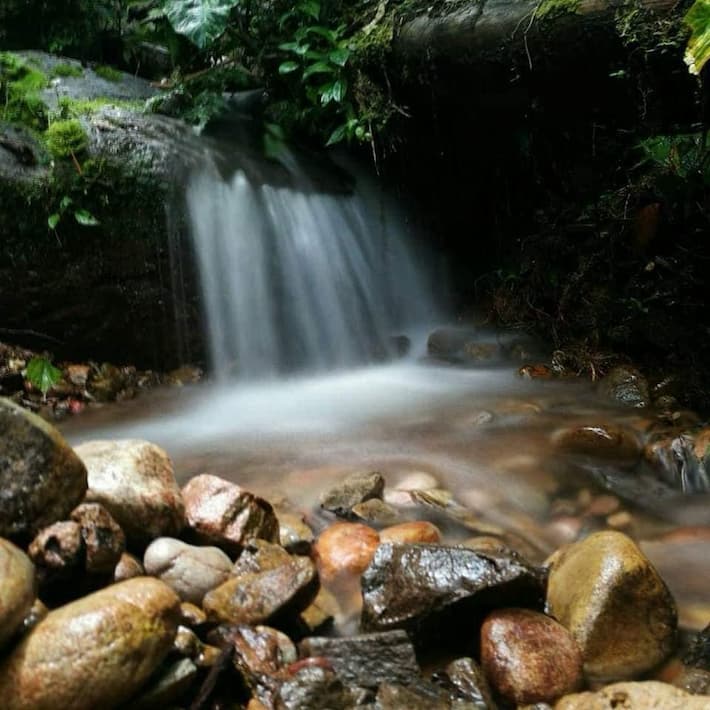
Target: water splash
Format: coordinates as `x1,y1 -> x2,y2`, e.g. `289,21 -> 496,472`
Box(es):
186,154 -> 439,379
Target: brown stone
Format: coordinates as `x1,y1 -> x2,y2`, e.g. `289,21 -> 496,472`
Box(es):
481,608 -> 583,705
552,424 -> 640,467
0,539 -> 36,649
380,521 -> 441,544
114,552 -> 144,582
28,521 -> 84,581
313,522 -> 380,584
70,502 -> 126,575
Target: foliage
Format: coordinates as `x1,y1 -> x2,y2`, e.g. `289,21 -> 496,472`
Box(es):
51,63 -> 84,79
163,0 -> 241,49
44,119 -> 89,159
25,356 -> 62,396
48,195 -> 100,232
684,0 -> 710,75
0,53 -> 49,129
94,64 -> 123,82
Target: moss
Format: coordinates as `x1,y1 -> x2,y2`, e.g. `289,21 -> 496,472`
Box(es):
94,65 -> 123,82
44,119 -> 88,159
0,52 -> 49,129
56,96 -> 144,118
536,0 -> 581,21
613,0 -> 687,52
51,63 -> 84,78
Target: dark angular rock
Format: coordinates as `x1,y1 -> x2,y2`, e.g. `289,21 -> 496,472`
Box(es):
599,365 -> 650,408
299,630 -> 420,689
432,657 -> 495,709
70,502 -> 125,575
276,665 -> 358,710
684,624 -> 710,670
361,543 -> 545,634
376,682 -> 450,709
320,471 -> 385,518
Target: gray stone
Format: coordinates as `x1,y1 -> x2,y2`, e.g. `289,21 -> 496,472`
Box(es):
320,471 -> 385,518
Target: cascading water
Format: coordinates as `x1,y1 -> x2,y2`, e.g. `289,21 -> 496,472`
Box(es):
186,150 -> 439,379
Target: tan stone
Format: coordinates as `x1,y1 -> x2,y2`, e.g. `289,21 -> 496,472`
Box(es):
547,531 -> 677,682
0,577 -> 180,710
554,681 -> 710,709
380,521 -> 441,544
0,539 -> 36,649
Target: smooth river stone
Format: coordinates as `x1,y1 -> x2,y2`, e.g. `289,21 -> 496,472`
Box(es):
143,537 -> 232,604
0,577 -> 180,710
313,522 -> 380,584
554,681 -> 710,709
480,608 -> 583,705
76,439 -> 185,544
0,539 -> 36,649
546,531 -> 677,682
0,397 -> 87,539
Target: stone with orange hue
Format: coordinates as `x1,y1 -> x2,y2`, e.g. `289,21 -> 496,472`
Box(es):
481,608 -> 583,705
551,424 -> 640,467
76,439 -> 184,544
313,522 -> 380,584
0,577 -> 180,710
380,521 -> 441,544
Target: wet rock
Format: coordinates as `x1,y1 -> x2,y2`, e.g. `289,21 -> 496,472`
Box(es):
361,543 -> 545,633
313,522 -> 380,584
76,439 -> 184,545
114,552 -> 144,582
380,521 -> 442,544
352,498 -> 401,525
480,608 -> 582,705
376,681 -> 450,709
276,665 -> 357,710
433,657 -> 495,709
276,509 -> 314,554
320,471 -> 385,518
546,531 -> 677,682
599,366 -> 650,408
164,365 -> 203,386
0,577 -> 180,710
299,587 -> 339,634
21,599 -> 48,634
0,398 -> 87,539
182,473 -> 279,554
179,601 -> 207,627
519,364 -> 554,379
204,556 -> 318,625
232,539 -> 292,575
70,502 -> 125,575
28,521 -> 84,582
551,424 -> 641,467
144,537 -> 232,604
173,624 -> 202,658
300,630 -> 419,688
395,471 -> 440,491
130,657 -> 198,709
674,666 -> 710,695
427,326 -> 477,361
683,623 -> 710,670
0,539 -> 36,649
554,681 -> 710,709
644,429 -> 710,493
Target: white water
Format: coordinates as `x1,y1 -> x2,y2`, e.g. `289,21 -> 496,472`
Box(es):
186,157 -> 439,379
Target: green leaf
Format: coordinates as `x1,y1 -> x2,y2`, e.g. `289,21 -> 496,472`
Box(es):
74,209 -> 100,226
279,41 -> 310,56
48,213 -> 61,230
685,0 -> 710,75
163,0 -> 240,49
279,61 -> 300,75
60,196 -> 73,211
319,78 -> 347,105
329,48 -> 350,67
299,0 -> 320,20
326,124 -> 347,146
26,357 -> 62,396
303,61 -> 334,79
305,25 -> 337,42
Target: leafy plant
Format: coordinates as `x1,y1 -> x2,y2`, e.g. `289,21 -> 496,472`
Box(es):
25,357 -> 62,397
685,0 -> 710,75
163,0 -> 240,49
48,196 -> 100,231
94,64 -> 122,82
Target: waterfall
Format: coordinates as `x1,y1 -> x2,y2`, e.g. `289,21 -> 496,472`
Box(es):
186,150 -> 439,379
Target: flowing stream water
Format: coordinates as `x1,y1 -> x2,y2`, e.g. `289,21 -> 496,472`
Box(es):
63,143 -> 710,633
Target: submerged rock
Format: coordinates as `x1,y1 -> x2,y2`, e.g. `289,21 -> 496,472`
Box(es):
360,543 -> 544,634
554,681 -> 710,709
299,630 -> 420,688
480,608 -> 582,705
182,473 -> 279,553
546,531 -> 677,682
143,537 -> 232,604
0,577 -> 180,710
0,398 -> 87,539
551,423 -> 641,467
319,470 -> 385,518
76,439 -> 184,545
0,539 -> 35,649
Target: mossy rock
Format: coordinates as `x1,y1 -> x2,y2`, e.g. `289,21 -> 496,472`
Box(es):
44,119 -> 88,159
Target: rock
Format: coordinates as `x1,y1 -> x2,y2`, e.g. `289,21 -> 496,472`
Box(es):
276,665 -> 357,710
320,471 -> 385,518
204,556 -> 318,626
675,666 -> 710,695
390,334 -> 411,357
299,587 -> 339,634
546,531 -> 677,682
376,682 -> 450,709
76,439 -> 184,545
427,326 -> 478,361
380,521 -> 442,544
599,366 -> 650,408
0,577 -> 180,710
276,509 -> 314,554
683,623 -> 710,670
299,630 -> 419,688
28,521 -> 84,582
130,658 -> 198,710
0,539 -> 36,649
179,601 -> 207,627
480,608 -> 583,705
361,543 -> 545,633
70,502 -> 125,575
182,473 -> 279,553
313,522 -> 380,584
143,537 -> 232,605
21,599 -> 48,634
173,624 -> 202,658
644,429 -> 710,493
0,398 -> 87,539
351,498 -> 401,525
433,657 -> 495,709
114,552 -> 144,582
232,539 -> 292,575
551,424 -> 641,467
554,681 -> 710,709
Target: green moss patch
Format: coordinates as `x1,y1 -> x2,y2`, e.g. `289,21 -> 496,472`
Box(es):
94,65 -> 123,82
0,52 -> 49,129
51,63 -> 83,78
44,119 -> 88,158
